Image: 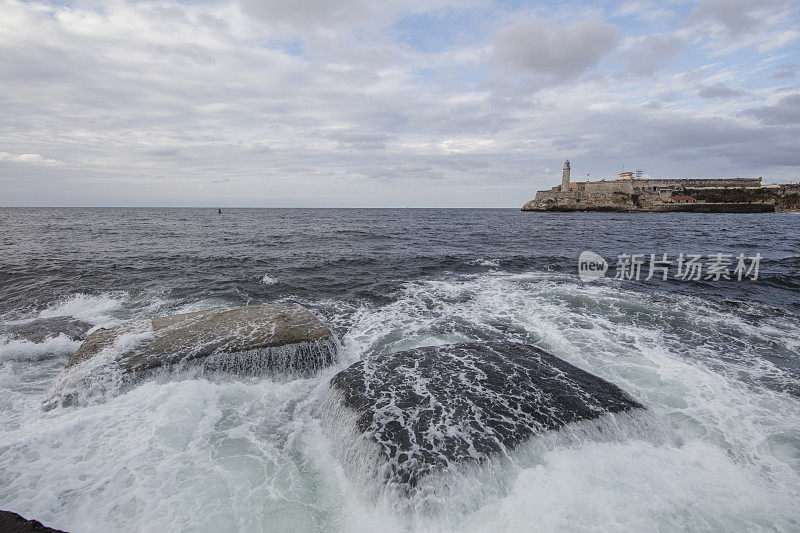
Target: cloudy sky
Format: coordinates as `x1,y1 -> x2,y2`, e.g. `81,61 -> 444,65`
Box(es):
1,0 -> 799,207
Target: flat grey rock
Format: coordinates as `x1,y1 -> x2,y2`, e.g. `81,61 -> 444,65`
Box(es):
328,341 -> 643,493
46,303 -> 337,408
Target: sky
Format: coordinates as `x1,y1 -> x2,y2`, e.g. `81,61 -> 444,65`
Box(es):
1,0 -> 799,207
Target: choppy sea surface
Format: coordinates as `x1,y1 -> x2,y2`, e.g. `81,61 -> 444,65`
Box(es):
0,208 -> 798,532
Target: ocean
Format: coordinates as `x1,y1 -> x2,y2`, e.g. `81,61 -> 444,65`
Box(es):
1,208 -> 798,532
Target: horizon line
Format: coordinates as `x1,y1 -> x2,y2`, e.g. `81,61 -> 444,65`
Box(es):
0,205 -> 524,209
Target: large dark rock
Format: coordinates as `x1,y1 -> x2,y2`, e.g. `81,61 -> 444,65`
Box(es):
45,303 -> 337,408
328,341 -> 643,492
0,510 -> 66,533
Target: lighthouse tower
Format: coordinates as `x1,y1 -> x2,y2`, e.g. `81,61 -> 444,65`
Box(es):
561,160 -> 571,191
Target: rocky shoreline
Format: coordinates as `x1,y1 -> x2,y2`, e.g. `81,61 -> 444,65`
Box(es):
521,201 -> 778,213
38,303 -> 645,508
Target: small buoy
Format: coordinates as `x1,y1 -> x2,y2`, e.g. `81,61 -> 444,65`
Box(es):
218,208 -> 222,214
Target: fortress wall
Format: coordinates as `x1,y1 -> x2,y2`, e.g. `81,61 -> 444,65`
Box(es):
583,181 -> 635,194
540,178 -> 762,200
630,178 -> 762,188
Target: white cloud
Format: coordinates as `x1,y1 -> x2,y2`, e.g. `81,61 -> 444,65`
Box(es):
0,152 -> 60,165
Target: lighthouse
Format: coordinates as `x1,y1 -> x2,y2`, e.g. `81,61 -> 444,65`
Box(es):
561,160 -> 571,191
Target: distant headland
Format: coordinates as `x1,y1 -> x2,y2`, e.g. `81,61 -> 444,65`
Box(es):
522,161 -> 800,213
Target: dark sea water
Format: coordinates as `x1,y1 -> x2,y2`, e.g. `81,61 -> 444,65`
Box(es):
1,208 -> 799,532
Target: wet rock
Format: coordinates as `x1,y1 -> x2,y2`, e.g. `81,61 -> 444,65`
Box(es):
46,303 -> 337,408
2,317 -> 91,344
0,509 -> 66,533
328,341 -> 643,493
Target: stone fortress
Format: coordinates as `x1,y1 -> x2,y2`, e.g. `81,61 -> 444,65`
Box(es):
522,160 -> 800,212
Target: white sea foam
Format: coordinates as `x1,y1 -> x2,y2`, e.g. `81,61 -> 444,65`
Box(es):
0,334 -> 81,363
1,274 -> 799,532
262,274 -> 279,285
467,258 -> 500,268
172,298 -> 233,315
43,322 -> 155,409
458,438 -> 794,532
38,292 -> 127,325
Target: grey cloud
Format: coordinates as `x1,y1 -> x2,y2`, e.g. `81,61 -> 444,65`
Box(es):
198,12 -> 229,32
581,112 -> 761,158
559,107 -> 797,174
689,0 -> 800,46
551,136 -> 589,151
622,34 -> 684,75
237,0 -> 464,33
690,0 -> 763,38
395,163 -> 432,174
249,143 -> 272,153
639,117 -> 757,151
239,0 -> 375,28
409,105 -> 518,135
146,147 -> 181,157
697,83 -> 744,99
743,94 -> 800,125
361,163 -> 442,181
149,43 -> 216,66
146,5 -> 190,24
716,137 -> 800,167
493,18 -> 619,82
772,64 -> 797,79
327,131 -> 392,150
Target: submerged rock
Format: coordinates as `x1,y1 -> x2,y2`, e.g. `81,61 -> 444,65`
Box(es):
0,509 -> 66,533
327,341 -> 643,493
46,303 -> 337,408
1,317 -> 91,344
